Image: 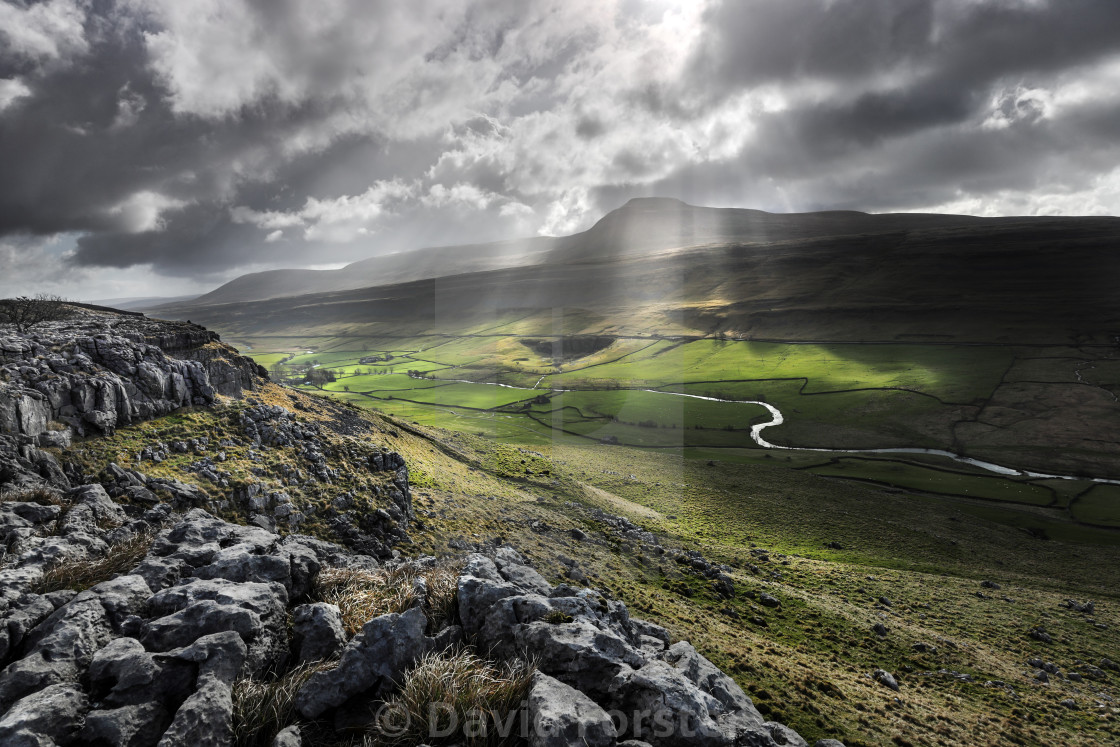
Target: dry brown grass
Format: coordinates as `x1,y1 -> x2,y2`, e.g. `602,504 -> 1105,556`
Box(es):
313,561 -> 461,637
369,649 -> 534,747
232,660 -> 336,747
32,528 -> 155,593
0,485 -> 64,506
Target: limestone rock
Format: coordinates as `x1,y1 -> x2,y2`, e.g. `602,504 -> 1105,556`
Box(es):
528,671 -> 616,747
0,683 -> 88,745
80,702 -> 173,747
157,676 -> 234,747
296,606 -> 435,719
0,595 -> 112,711
292,602 -> 346,665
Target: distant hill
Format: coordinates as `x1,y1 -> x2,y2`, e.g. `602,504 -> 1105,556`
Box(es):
167,237 -> 558,307
89,294 -> 199,310
152,199 -> 1120,344
543,197 -> 995,263
163,198 -> 1001,309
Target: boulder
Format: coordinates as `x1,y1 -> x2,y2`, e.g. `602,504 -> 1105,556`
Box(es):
273,725 -> 303,746
88,637 -> 167,708
518,619 -> 645,700
157,676 -> 234,747
162,631 -> 248,687
0,595 -> 112,711
80,702 -> 173,747
296,606 -> 435,719
873,669 -> 900,691
0,594 -> 55,663
0,683 -> 88,745
292,602 -> 347,665
662,641 -> 765,726
143,577 -> 288,676
528,671 -> 616,747
608,660 -> 728,746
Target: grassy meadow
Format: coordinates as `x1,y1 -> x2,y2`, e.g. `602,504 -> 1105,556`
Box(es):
232,324 -> 1120,535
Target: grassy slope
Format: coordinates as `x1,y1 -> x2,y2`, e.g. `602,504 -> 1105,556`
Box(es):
382,406 -> 1120,747
60,382 -> 1120,746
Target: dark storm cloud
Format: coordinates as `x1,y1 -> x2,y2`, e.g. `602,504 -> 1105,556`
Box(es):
585,0 -> 1120,218
690,0 -> 937,87
692,0 -> 1120,93
1,0 -> 1120,298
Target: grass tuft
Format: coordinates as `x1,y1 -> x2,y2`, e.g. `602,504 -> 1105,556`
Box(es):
369,649 -> 534,747
233,660 -> 335,747
1,486 -> 64,506
32,528 -> 155,593
542,609 -> 573,624
313,562 -> 461,637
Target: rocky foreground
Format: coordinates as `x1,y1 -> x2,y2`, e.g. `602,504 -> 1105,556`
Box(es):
0,310 -> 836,746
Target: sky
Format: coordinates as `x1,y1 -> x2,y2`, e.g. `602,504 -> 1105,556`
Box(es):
2,0 -> 1120,301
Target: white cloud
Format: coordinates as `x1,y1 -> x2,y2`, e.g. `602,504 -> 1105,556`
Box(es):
915,164 -> 1120,218
229,206 -> 304,231
6,0 -> 1120,297
0,78 -> 31,113
233,179 -> 417,243
422,183 -> 498,211
111,84 -> 147,130
106,191 -> 185,233
0,0 -> 88,66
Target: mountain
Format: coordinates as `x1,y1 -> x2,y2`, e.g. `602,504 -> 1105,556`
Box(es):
164,198 -> 995,309
543,196 -> 995,263
151,199 -> 1120,344
177,236 -> 557,306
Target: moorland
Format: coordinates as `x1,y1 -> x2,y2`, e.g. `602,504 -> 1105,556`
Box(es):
140,198 -> 1120,744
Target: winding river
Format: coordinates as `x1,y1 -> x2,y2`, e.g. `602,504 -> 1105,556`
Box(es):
417,374 -> 1120,486
645,390 -> 1120,486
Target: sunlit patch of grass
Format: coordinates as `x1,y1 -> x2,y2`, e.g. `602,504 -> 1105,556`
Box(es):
313,562 -> 461,637
369,649 -> 534,747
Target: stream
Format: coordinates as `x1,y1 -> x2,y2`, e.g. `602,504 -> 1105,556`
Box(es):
646,389 -> 1120,486
416,375 -> 1120,486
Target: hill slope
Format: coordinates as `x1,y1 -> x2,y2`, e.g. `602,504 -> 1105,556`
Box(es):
154,200 -> 1120,344
180,236 -> 557,306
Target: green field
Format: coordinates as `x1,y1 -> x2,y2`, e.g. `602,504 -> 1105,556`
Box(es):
241,329 -> 1120,531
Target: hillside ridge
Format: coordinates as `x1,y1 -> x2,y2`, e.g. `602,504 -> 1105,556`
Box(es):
0,310 -> 819,746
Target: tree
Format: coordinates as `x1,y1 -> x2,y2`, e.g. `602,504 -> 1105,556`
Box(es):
0,294 -> 73,333
308,368 -> 337,387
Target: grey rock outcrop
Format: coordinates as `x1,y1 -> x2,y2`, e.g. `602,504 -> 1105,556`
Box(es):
295,606 -> 437,719
0,311 -> 263,442
529,671 -> 616,747
0,682 -> 88,745
457,550 -> 803,746
292,602 -> 347,665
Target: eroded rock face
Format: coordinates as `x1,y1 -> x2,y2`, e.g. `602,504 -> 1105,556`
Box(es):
0,491 -> 364,745
457,550 -> 803,747
528,671 -> 617,747
292,603 -> 347,665
0,482 -> 815,747
294,606 -> 437,719
0,311 -> 263,443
